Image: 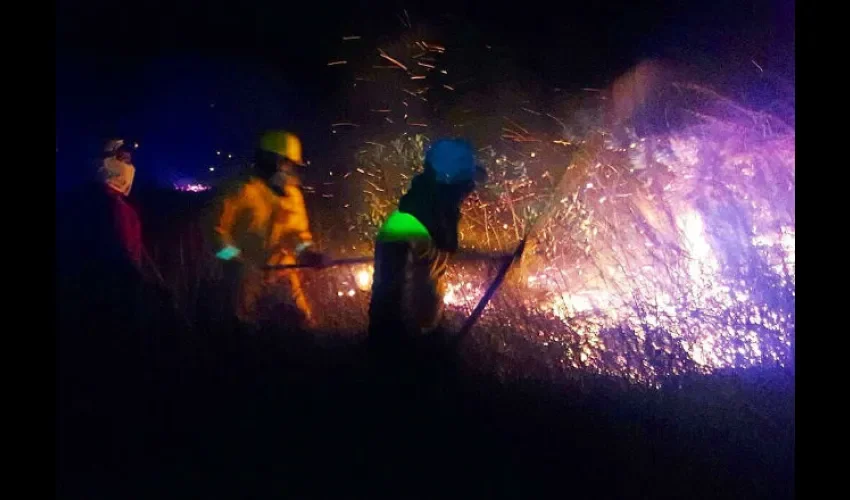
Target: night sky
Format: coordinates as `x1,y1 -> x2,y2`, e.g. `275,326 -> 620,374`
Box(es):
56,0 -> 794,191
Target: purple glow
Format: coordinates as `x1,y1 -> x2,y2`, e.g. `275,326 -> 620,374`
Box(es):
174,182 -> 212,193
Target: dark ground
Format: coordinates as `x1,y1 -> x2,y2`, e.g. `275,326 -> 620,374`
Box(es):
55,184 -> 794,499
56,273 -> 794,499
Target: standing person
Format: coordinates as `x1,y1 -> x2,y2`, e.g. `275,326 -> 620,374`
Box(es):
57,138 -> 145,320
368,138 -> 486,349
209,130 -> 328,328
98,139 -> 143,269
57,138 -> 144,280
58,139 -> 191,490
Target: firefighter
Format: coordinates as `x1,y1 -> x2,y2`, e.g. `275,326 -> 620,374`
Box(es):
98,139 -> 143,268
210,130 -> 328,328
368,138 -> 486,347
58,138 -> 145,298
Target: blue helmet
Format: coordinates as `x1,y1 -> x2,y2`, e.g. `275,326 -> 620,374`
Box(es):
425,138 -> 483,185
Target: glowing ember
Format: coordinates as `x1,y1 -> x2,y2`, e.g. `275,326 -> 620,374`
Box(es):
355,268 -> 373,291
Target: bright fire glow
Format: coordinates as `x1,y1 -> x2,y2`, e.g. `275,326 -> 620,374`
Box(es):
315,192 -> 793,385
174,183 -> 211,193
303,104 -> 794,386
355,269 -> 373,291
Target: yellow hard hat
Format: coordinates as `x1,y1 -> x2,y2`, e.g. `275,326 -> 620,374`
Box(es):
259,130 -> 305,166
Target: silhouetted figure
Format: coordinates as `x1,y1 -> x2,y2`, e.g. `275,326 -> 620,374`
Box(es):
368,139 -> 486,355
57,140 -> 191,498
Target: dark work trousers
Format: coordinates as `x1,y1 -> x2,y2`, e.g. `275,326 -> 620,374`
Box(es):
368,240 -> 450,352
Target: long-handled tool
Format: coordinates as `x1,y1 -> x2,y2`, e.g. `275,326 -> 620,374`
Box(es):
452,239 -> 526,345
450,160 -> 570,345
263,251 -> 513,270
141,248 -> 195,332
264,256 -> 372,270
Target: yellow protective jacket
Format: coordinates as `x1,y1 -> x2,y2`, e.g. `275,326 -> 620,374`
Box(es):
211,176 -> 314,267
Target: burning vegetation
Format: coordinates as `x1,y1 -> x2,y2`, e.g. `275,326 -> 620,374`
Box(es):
297,25 -> 795,386
149,22 -> 794,387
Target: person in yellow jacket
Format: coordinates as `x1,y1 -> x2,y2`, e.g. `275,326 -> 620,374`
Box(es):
210,130 -> 328,327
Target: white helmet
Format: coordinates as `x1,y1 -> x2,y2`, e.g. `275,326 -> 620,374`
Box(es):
104,139 -> 126,155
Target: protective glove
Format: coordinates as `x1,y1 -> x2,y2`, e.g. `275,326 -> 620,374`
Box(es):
297,249 -> 331,268
216,245 -> 242,261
